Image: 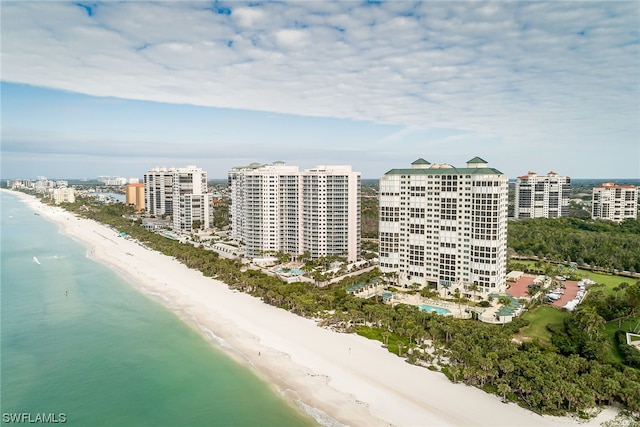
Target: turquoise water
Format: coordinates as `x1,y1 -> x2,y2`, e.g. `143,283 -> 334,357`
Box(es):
278,268 -> 303,275
419,304 -> 451,315
0,193 -> 316,426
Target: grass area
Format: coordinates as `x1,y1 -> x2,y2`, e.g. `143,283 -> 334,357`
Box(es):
605,317 -> 640,364
577,269 -> 635,295
520,305 -> 570,345
357,326 -> 410,357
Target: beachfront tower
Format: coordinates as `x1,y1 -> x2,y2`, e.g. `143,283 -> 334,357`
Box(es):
144,167 -> 176,217
172,165 -> 212,231
592,182 -> 638,222
378,157 -> 508,298
144,165 -> 212,230
514,171 -> 571,219
228,162 -> 361,262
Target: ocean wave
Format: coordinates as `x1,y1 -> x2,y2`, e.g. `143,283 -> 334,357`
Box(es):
136,286 -> 231,349
191,316 -> 231,348
33,256 -> 41,265
295,399 -> 348,427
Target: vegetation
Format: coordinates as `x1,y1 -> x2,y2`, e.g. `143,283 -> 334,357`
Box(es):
49,195 -> 640,417
508,217 -> 640,273
361,181 -> 379,238
520,306 -> 569,345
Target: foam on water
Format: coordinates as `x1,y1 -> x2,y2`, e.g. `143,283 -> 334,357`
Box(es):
2,193 -> 317,427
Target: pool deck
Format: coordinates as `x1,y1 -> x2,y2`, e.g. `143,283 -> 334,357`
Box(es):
392,293 -> 470,319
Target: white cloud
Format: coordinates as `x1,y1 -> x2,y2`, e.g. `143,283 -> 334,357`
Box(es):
1,1 -> 639,177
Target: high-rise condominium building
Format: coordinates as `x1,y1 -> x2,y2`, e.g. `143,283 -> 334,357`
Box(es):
52,188 -> 75,205
378,157 -> 508,296
228,162 -> 361,262
144,167 -> 176,217
172,166 -> 211,231
143,166 -> 212,230
514,171 -> 571,219
125,183 -> 145,212
592,182 -> 638,222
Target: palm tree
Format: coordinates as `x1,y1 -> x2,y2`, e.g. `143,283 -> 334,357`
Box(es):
449,365 -> 461,383
497,295 -> 511,325
467,281 -> 480,302
497,381 -> 511,403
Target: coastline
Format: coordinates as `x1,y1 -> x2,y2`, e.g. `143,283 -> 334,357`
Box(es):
4,189 -> 619,427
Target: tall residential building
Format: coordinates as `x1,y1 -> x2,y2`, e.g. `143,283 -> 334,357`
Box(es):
143,165 -> 212,230
592,182 -> 638,222
172,166 -> 211,231
514,171 -> 571,219
228,162 -> 361,262
52,188 -> 75,205
378,157 -> 508,296
144,167 -> 176,217
125,183 -> 145,212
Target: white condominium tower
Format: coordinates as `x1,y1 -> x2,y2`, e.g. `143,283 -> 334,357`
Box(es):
228,162 -> 361,262
144,165 -> 212,230
592,182 -> 638,222
144,167 -> 176,216
229,162 -> 301,258
378,157 -> 508,296
172,165 -> 211,231
514,171 -> 571,219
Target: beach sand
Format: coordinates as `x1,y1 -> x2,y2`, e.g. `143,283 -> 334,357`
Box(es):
6,190 -> 618,427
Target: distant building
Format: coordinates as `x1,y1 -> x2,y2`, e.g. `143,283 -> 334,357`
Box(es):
144,167 -> 176,217
34,177 -> 54,193
125,183 -> 145,212
592,182 -> 638,222
7,179 -> 33,189
514,171 -> 571,219
52,188 -> 75,205
228,162 -> 361,262
97,176 -> 128,186
143,165 -> 212,230
378,157 -> 508,296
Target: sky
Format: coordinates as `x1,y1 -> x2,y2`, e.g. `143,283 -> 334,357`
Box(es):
1,1 -> 639,180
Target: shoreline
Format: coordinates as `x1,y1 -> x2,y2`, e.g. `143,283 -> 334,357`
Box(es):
4,189 -> 619,427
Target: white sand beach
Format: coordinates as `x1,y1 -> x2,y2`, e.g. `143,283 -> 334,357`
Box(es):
6,190 -> 618,427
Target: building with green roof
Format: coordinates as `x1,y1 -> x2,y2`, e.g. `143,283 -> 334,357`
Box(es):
378,157 -> 508,298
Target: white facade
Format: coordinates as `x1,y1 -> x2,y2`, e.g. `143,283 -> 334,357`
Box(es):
592,182 -> 638,222
302,166 -> 361,262
52,188 -> 75,204
144,167 -> 177,217
144,165 -> 212,230
514,171 -> 571,219
378,157 -> 508,296
172,166 -> 211,231
228,162 -> 361,262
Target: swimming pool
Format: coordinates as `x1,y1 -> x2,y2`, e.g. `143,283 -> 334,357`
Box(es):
277,268 -> 304,275
419,304 -> 451,315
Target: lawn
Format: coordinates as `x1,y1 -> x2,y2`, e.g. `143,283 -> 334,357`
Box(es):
605,317 -> 640,364
577,269 -> 635,295
520,305 -> 569,345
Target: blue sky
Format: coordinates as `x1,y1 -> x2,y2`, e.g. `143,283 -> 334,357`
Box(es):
1,1 -> 639,179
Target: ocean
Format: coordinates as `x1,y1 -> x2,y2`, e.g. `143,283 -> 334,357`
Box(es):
0,193 -> 316,426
